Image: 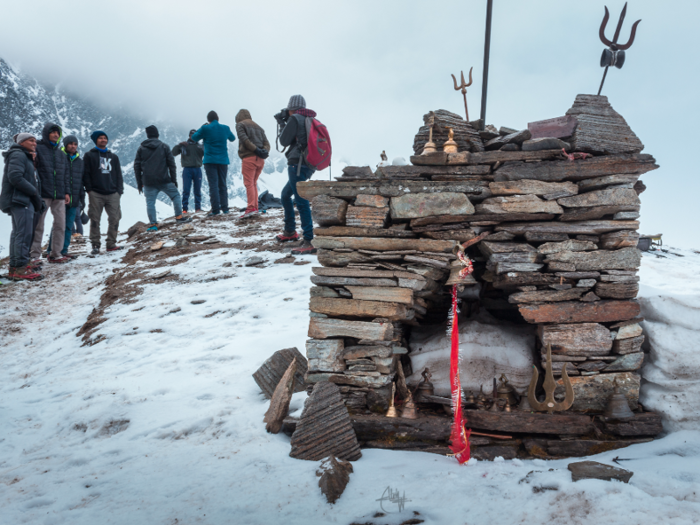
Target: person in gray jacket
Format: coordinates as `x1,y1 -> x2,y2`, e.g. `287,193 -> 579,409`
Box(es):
134,125 -> 191,231
0,133 -> 44,280
172,129 -> 204,213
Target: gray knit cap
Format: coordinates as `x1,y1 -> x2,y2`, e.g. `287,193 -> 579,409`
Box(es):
63,135 -> 79,146
287,95 -> 306,110
13,132 -> 36,144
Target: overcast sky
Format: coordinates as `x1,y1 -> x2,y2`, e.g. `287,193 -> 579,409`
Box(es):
1,0 -> 698,248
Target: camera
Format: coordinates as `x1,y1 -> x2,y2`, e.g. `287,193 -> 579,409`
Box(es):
274,108 -> 290,124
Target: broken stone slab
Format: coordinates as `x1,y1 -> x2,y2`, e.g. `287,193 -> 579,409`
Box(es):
595,282 -> 639,300
477,194 -> 563,214
175,237 -> 190,248
613,335 -> 645,355
306,372 -> 393,389
614,211 -> 640,220
390,192 -> 474,219
559,205 -> 640,222
342,345 -> 392,359
500,143 -> 520,151
355,194 -> 389,207
496,220 -> 639,236
538,323 -> 613,356
413,109 -> 485,155
538,240 -> 598,255
525,231 -> 570,242
479,241 -> 536,257
509,288 -> 585,304
544,247 -> 641,271
577,279 -> 597,288
527,115 -> 578,139
290,382 -> 362,461
520,300 -> 640,324
599,230 -> 640,250
604,352 -> 644,372
558,188 -> 640,209
616,323 -> 643,340
485,129 -> 531,150
568,461 -> 633,483
556,372 -> 640,412
264,358 -> 298,434
245,256 -> 265,267
316,455 -> 353,504
578,174 -> 640,192
489,180 -> 577,197
308,318 -> 394,341
521,137 -> 570,151
253,347 -> 308,399
307,339 -> 346,373
311,195 -> 349,227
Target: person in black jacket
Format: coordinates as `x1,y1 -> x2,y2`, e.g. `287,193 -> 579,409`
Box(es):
172,129 -> 204,213
0,133 -> 44,280
30,122 -> 71,263
134,125 -> 190,230
83,130 -> 123,255
50,135 -> 84,257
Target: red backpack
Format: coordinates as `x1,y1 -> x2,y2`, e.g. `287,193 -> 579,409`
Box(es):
302,117 -> 332,171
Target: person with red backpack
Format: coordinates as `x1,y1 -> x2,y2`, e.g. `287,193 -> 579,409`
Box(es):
274,95 -> 331,255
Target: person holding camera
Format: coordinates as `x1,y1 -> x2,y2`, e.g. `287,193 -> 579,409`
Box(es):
235,109 -> 270,219
274,95 -> 317,255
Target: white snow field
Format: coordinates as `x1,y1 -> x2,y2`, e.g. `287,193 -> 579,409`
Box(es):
1,214 -> 699,524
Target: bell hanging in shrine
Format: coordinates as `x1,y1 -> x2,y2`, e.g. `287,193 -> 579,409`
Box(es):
603,379 -> 634,420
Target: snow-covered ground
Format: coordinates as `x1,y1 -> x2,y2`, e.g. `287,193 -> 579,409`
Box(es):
1,216 -> 699,524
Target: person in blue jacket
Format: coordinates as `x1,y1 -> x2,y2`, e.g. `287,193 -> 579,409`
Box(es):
191,111 -> 236,216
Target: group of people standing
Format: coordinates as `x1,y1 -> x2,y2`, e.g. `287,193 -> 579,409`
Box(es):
1,94 -> 320,282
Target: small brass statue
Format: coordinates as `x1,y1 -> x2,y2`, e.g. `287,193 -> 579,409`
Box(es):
385,382 -> 398,418
400,391 -> 418,419
442,127 -> 458,154
497,373 -> 520,406
416,368 -> 434,400
421,112 -> 437,155
528,344 -> 575,414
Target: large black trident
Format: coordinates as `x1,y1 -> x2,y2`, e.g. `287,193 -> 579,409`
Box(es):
597,2 -> 641,95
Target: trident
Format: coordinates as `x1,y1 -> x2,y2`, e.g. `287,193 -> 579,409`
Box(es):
451,67 -> 473,122
597,2 -> 641,95
527,344 -> 575,414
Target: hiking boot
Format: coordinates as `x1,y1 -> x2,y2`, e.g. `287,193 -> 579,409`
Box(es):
11,266 -> 43,281
63,253 -> 79,260
28,259 -> 43,270
238,209 -> 259,220
207,211 -> 220,217
175,215 -> 192,224
222,210 -> 230,215
291,239 -> 317,255
91,247 -> 100,255
195,209 -> 203,213
182,209 -> 188,214
276,231 -> 299,243
42,250 -> 49,259
7,267 -> 16,279
106,246 -> 124,252
147,223 -> 158,232
48,255 -> 71,264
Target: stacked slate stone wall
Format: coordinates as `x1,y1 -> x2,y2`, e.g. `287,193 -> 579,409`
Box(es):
298,94 -> 655,414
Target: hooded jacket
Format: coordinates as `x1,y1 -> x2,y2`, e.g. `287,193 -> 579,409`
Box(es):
83,147 -> 123,195
35,122 -> 68,199
190,120 -> 235,165
172,139 -> 204,168
0,144 -> 41,214
62,147 -> 85,208
134,138 -> 178,188
235,110 -> 271,160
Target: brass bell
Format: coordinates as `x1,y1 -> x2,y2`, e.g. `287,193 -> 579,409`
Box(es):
385,383 -> 398,418
464,390 -> 477,408
476,385 -> 488,410
416,368 -> 434,400
603,378 -> 634,420
400,392 -> 418,419
518,394 -> 533,412
488,378 -> 501,412
504,400 -> 512,413
497,373 -> 520,406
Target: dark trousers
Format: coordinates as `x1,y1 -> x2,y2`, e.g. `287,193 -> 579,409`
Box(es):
74,207 -> 84,235
204,164 -> 229,214
281,164 -> 314,240
9,203 -> 35,268
182,167 -> 203,211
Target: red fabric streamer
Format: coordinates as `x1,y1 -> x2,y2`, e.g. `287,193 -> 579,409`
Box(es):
449,284 -> 471,464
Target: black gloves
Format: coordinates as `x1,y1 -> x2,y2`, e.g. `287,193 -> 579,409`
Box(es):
254,148 -> 269,159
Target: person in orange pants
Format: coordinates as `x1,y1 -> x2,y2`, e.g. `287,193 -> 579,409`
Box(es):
235,109 -> 270,219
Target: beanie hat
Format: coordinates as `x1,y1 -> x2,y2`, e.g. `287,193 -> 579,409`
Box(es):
145,125 -> 159,138
189,129 -> 197,137
207,110 -> 219,122
287,95 -> 306,110
90,130 -> 108,144
13,132 -> 36,145
63,135 -> 78,146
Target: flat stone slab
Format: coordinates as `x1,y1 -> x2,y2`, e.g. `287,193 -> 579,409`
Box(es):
568,460 -> 633,483
390,192 -> 474,219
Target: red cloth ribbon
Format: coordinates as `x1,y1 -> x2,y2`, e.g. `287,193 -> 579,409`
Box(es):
449,284 -> 471,464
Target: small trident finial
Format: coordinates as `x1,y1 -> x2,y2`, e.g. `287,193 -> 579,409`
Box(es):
527,344 -> 575,414
450,67 -> 473,121
597,3 -> 641,95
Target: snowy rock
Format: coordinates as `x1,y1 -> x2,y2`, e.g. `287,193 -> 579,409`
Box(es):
316,455 -> 353,504
244,256 -> 265,267
568,461 -> 633,483
253,347 -> 308,399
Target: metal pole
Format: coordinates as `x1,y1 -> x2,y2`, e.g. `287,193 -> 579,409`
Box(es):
479,0 -> 493,130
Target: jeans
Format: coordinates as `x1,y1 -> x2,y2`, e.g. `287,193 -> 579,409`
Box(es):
204,164 -> 228,213
9,203 -> 35,268
281,164 -> 314,240
30,198 -> 66,259
144,183 -> 182,225
48,205 -> 79,255
74,206 -> 84,235
182,167 -> 202,211
242,156 -> 265,211
88,191 -> 121,249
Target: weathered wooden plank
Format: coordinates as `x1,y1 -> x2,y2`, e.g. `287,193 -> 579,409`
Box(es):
312,236 -> 457,253
538,323 -> 612,355
496,220 -> 639,235
345,205 -> 389,228
509,288 -> 586,304
311,195 -> 348,226
493,154 -> 658,183
308,318 -> 393,341
309,297 -> 411,321
477,195 -> 564,214
297,180 -> 489,200
390,192 -> 474,219
558,188 -> 640,208
489,180 -> 578,197
315,226 -> 417,238
465,410 -> 595,435
545,247 -> 641,271
345,286 -> 414,305
313,267 -> 425,280
311,275 -> 397,288
520,300 -> 640,324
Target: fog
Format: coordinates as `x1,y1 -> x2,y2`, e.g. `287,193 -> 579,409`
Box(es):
0,0 -> 698,248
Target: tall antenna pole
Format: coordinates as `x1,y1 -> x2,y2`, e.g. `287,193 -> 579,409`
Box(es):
479,0 -> 493,130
